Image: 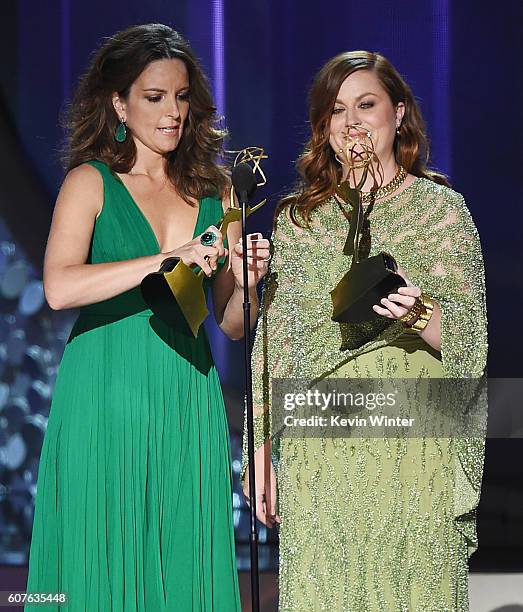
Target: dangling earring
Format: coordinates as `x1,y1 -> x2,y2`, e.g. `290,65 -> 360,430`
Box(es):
396,124 -> 401,136
335,148 -> 346,166
115,117 -> 127,143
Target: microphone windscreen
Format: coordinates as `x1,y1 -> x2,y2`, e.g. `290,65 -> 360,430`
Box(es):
231,163 -> 257,199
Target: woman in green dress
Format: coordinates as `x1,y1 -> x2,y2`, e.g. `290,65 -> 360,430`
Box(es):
244,51 -> 487,611
25,24 -> 270,611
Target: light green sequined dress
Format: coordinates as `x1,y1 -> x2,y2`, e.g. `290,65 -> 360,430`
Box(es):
243,178 -> 487,611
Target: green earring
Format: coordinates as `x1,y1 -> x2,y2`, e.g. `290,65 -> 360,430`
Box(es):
114,118 -> 127,143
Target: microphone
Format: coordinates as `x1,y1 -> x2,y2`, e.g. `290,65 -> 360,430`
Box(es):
232,163 -> 257,203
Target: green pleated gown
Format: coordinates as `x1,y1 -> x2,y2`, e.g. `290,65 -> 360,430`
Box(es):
25,161 -> 241,611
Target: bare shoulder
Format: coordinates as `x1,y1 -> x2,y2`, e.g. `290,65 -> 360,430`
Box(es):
66,162 -> 101,180
49,163 -> 104,244
58,163 -> 103,213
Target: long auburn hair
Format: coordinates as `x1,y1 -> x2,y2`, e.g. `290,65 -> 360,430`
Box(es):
281,51 -> 449,227
64,23 -> 228,201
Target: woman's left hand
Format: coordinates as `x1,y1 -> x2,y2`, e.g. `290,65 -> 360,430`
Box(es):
372,264 -> 421,320
230,233 -> 271,289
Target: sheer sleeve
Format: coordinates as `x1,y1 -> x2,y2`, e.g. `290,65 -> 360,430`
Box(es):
240,210 -> 300,479
400,188 -> 488,553
435,201 -> 487,379
402,190 -> 487,376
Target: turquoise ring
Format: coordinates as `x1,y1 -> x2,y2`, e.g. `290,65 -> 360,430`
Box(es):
200,231 -> 217,247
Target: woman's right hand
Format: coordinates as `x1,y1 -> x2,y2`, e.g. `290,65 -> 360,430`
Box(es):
243,440 -> 281,528
165,224 -> 227,277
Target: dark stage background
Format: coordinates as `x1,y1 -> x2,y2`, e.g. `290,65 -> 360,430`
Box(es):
0,0 -> 522,588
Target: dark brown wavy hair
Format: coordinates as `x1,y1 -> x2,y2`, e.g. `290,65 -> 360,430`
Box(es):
281,51 -> 450,227
63,23 -> 228,201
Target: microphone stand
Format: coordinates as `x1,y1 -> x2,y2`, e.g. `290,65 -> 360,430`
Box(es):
238,187 -> 260,612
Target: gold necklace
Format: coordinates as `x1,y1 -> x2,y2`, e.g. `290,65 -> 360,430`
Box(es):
361,166 -> 407,204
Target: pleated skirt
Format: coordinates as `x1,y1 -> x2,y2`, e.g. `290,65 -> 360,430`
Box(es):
25,312 -> 241,611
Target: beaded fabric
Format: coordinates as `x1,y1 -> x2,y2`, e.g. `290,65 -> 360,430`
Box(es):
242,178 -> 488,611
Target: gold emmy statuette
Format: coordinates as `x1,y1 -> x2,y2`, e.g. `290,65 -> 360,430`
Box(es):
140,147 -> 268,337
330,127 -> 406,323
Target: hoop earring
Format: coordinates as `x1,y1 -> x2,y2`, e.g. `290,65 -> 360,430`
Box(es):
115,118 -> 127,143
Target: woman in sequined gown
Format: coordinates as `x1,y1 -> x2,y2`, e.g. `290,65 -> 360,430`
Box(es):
243,52 -> 487,611
25,24 -> 271,611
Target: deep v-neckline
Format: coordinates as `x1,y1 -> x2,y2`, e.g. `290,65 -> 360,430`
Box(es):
115,174 -> 203,253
